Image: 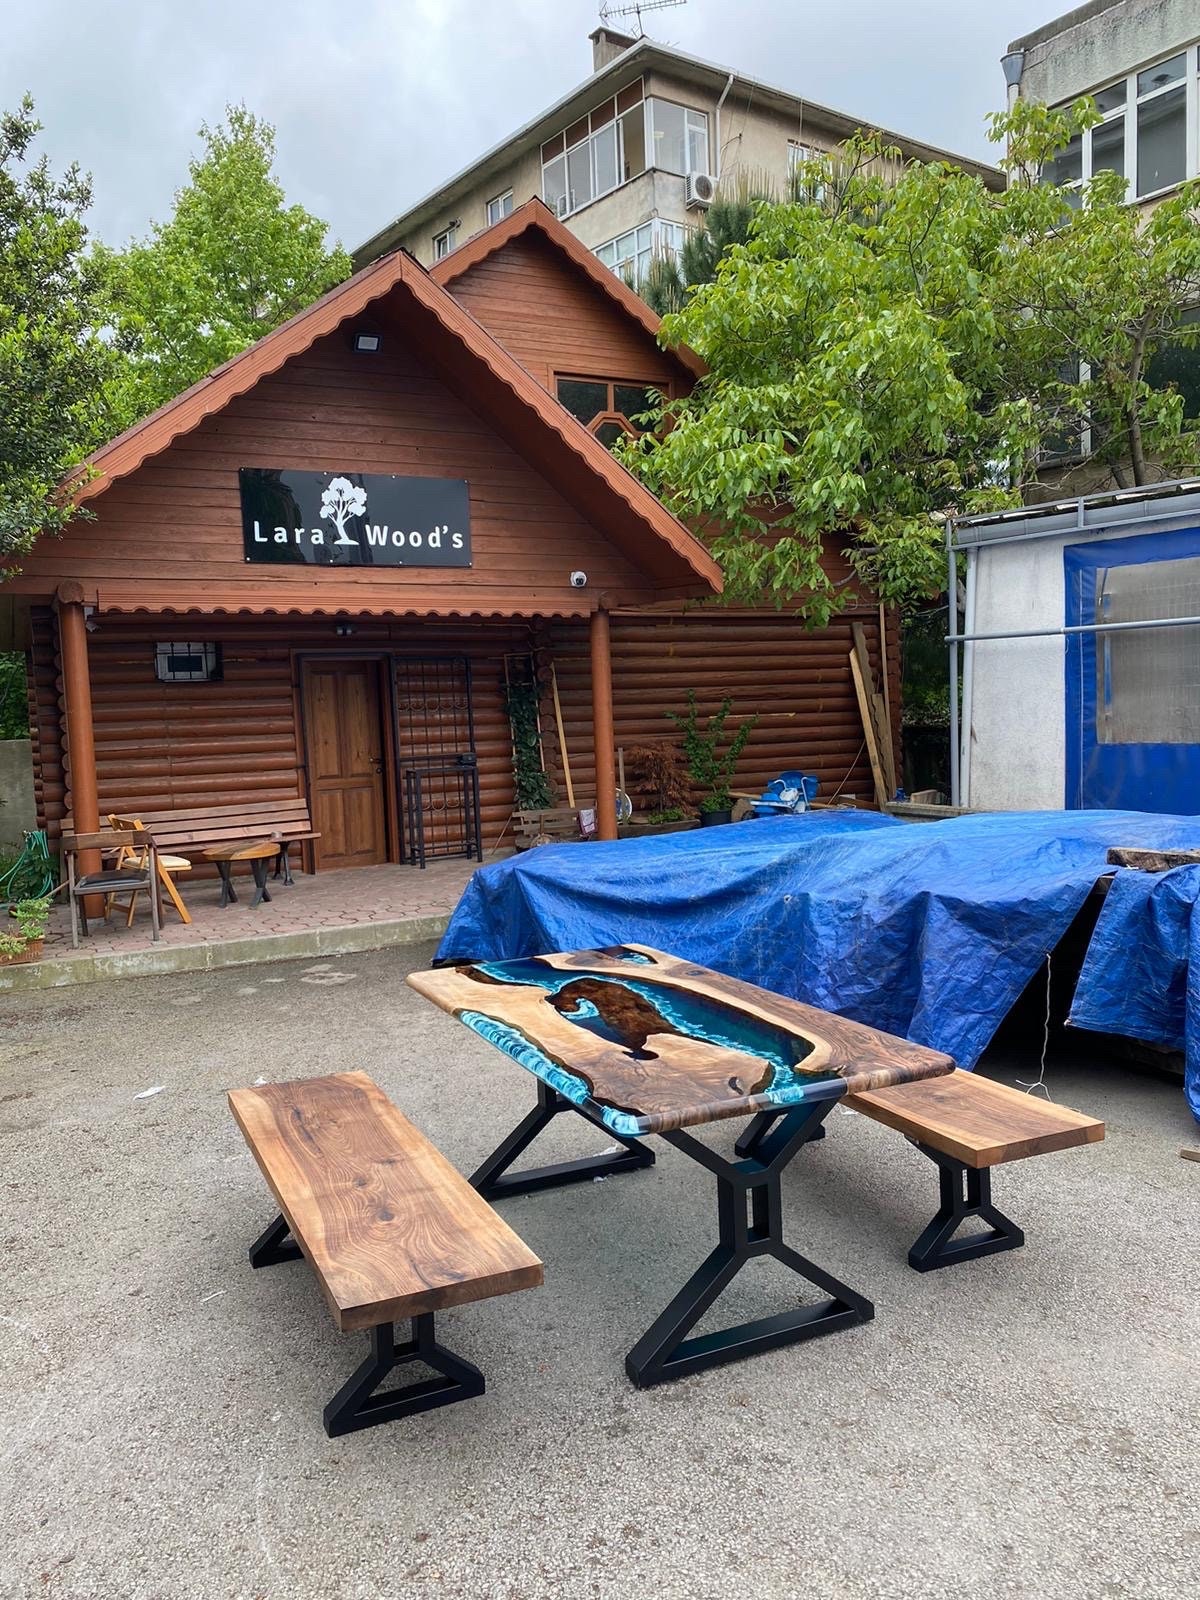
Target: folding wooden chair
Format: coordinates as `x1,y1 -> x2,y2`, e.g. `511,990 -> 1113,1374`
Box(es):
63,829 -> 160,948
107,814 -> 193,926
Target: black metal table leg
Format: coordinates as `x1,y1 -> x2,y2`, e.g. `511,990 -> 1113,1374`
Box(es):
624,1099 -> 873,1387
249,859 -> 272,908
470,1079 -> 655,1200
248,1212 -> 303,1267
216,862 -> 237,907
907,1144 -> 1024,1272
323,1314 -> 485,1438
734,1108 -> 825,1159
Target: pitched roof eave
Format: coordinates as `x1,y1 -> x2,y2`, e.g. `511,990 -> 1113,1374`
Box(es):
430,198 -> 706,381
59,243 -> 722,598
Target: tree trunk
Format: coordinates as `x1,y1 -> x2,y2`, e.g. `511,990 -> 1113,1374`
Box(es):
1126,318 -> 1153,487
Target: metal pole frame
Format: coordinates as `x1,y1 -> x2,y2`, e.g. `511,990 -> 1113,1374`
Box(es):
947,527 -> 961,808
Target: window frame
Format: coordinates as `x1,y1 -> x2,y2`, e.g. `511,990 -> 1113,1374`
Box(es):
432,223 -> 457,260
541,81 -> 645,219
1045,40 -> 1200,203
486,189 -> 513,226
553,373 -> 672,439
594,218 -> 688,288
539,82 -> 712,219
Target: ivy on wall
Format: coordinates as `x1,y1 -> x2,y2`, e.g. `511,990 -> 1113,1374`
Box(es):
504,678 -> 554,811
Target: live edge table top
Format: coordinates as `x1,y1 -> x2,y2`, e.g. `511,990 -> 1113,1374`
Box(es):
407,945 -> 954,1138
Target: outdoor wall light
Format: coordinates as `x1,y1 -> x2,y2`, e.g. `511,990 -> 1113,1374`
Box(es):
352,332 -> 382,354
335,623 -> 356,636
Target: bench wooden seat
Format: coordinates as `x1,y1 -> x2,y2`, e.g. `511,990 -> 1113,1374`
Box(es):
65,799 -> 319,883
845,1069 -> 1104,1272
228,1071 -> 543,1436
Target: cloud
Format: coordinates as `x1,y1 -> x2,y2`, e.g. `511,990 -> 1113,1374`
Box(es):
2,0 -> 1051,251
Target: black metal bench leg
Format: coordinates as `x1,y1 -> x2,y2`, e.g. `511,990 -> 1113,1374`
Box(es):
907,1144 -> 1024,1272
625,1099 -> 872,1388
275,844 -> 295,885
323,1314 -> 485,1438
250,860 -> 272,907
470,1079 -> 655,1200
248,1213 -> 303,1267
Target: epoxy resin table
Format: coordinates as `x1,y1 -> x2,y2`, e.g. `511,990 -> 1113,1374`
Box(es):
408,945 -> 953,1386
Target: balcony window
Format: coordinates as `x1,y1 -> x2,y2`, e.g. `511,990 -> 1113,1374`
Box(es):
541,81 -> 646,218
540,86 -> 710,217
1136,61 -> 1186,195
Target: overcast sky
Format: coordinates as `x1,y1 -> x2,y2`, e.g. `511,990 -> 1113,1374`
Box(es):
4,0 -> 1054,253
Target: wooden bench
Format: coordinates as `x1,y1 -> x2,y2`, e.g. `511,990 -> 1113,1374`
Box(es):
228,1071 -> 543,1436
65,799 -> 319,883
845,1070 -> 1105,1271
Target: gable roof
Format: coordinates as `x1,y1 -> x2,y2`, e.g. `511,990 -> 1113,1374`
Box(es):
65,244 -> 721,600
430,198 -> 705,381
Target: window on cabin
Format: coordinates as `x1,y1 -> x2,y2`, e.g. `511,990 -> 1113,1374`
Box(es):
555,376 -> 663,446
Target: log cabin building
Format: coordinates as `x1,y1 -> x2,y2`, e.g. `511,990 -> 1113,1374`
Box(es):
1,200 -> 897,877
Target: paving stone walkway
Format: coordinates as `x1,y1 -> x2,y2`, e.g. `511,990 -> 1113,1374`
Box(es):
5,854 -> 500,989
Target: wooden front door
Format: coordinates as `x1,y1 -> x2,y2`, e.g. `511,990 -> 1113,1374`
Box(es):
303,661 -> 388,870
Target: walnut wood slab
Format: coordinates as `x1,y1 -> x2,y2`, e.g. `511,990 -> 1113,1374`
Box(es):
847,1070 -> 1104,1169
228,1072 -> 543,1331
408,945 -> 953,1137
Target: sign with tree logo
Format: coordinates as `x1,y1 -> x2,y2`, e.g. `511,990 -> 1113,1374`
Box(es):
239,469 -> 471,567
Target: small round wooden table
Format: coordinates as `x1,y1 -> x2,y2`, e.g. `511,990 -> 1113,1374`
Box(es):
202,840 -> 281,908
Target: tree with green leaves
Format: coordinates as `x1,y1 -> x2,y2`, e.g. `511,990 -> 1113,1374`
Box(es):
990,96 -> 1200,489
0,95 -> 118,565
100,106 -> 351,429
622,110 -> 1200,619
642,177 -> 775,316
621,136 -> 1015,618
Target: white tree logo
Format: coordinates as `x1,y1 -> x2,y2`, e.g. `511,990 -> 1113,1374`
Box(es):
319,476 -> 367,545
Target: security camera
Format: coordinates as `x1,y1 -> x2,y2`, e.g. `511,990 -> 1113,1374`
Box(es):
569,570 -> 588,589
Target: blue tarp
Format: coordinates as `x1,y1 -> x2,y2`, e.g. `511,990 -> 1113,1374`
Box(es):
438,809 -> 1200,1072
1070,865 -> 1200,1125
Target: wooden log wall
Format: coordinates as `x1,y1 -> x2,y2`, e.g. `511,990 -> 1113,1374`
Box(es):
27,612 -> 536,856
546,606 -> 899,812
26,602 -> 901,862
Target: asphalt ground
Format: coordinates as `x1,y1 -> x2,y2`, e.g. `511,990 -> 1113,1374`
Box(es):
2,944 -> 1197,1600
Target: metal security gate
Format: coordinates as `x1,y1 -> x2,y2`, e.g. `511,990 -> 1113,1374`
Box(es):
391,656 -> 481,864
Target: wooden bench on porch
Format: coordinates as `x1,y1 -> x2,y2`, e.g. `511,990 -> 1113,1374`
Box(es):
228,1071 -> 543,1436
65,799 -> 320,888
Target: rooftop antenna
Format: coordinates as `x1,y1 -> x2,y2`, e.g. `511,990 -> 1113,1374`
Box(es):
599,0 -> 687,38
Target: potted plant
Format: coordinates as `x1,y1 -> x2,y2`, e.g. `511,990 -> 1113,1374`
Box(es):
621,742 -> 699,837
667,691 -> 758,827
0,897 -> 51,965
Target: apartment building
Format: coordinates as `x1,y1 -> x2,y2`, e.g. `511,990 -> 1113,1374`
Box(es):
355,26 -> 999,279
1004,0 -> 1200,204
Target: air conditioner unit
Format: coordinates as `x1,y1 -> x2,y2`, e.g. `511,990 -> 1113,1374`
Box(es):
686,172 -> 716,209
555,191 -> 576,219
